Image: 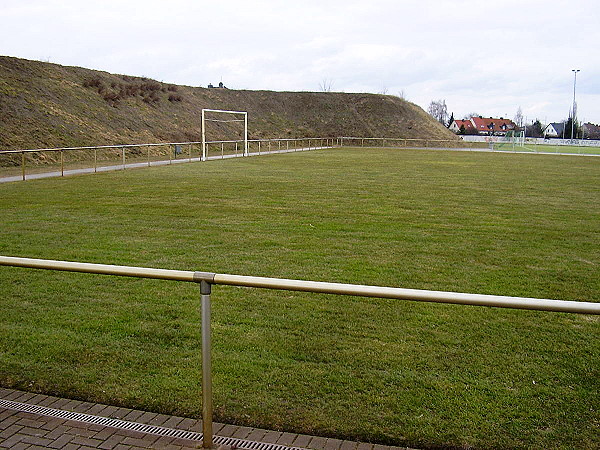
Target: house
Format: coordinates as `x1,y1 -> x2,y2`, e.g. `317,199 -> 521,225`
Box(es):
583,122 -> 600,139
543,122 -> 565,138
470,117 -> 516,135
448,119 -> 476,134
449,117 -> 516,136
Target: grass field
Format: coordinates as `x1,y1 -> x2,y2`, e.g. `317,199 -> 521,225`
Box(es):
0,148 -> 598,449
524,144 -> 600,154
496,143 -> 600,155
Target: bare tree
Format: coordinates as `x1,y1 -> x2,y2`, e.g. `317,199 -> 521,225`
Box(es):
397,90 -> 406,100
428,99 -> 448,126
514,107 -> 523,129
319,78 -> 334,92
378,86 -> 389,95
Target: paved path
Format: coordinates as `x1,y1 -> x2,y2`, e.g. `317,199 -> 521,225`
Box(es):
0,388 -> 413,450
0,147 -> 328,184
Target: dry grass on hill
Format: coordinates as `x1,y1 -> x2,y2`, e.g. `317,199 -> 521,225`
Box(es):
0,56 -> 456,150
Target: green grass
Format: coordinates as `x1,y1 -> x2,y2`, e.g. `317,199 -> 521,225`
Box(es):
0,148 -> 598,449
522,144 -> 600,155
494,142 -> 600,155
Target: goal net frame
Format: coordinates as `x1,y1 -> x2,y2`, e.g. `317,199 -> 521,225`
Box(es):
201,109 -> 248,161
496,130 -> 525,151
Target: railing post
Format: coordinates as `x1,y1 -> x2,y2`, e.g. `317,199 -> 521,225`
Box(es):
122,147 -> 126,170
202,109 -> 206,161
244,113 -> 248,157
21,151 -> 25,181
94,149 -> 97,173
61,150 -> 64,177
200,280 -> 213,449
148,146 -> 151,167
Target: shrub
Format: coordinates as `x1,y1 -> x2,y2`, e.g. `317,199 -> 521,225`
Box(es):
83,77 -> 103,89
102,91 -> 120,106
84,74 -> 182,106
140,81 -> 161,92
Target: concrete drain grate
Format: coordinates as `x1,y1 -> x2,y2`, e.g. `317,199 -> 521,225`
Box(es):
0,398 -> 304,450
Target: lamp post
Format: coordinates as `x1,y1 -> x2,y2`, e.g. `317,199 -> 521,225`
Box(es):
571,69 -> 580,140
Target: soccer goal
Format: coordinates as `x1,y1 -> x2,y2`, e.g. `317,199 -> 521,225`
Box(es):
201,109 -> 248,161
495,130 -> 525,151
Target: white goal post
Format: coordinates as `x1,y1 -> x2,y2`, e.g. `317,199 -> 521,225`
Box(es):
201,109 -> 248,161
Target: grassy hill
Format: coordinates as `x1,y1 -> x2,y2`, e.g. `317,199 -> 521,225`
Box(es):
0,56 -> 456,150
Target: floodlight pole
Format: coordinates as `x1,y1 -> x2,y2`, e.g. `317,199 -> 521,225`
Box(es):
571,69 -> 580,140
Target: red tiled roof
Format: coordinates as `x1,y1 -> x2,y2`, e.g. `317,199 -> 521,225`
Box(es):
454,119 -> 475,130
470,117 -> 516,131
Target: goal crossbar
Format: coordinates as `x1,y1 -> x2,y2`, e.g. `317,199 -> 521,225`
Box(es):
203,108 -> 247,115
205,119 -> 245,123
201,109 -> 248,160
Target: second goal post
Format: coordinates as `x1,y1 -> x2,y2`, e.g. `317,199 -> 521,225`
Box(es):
201,109 -> 248,161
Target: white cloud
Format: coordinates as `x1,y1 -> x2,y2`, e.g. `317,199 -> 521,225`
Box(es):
1,0 -> 599,123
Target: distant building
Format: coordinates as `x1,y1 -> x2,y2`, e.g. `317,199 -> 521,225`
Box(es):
207,82 -> 227,89
583,122 -> 600,139
448,119 -> 476,134
449,116 -> 517,136
543,122 -> 565,138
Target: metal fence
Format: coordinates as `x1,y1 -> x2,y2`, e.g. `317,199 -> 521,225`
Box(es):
339,137 -> 477,149
3,135 -> 598,183
460,135 -> 600,147
0,138 -> 341,181
1,255 -> 598,448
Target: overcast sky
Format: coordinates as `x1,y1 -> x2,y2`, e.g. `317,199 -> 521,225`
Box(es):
2,0 -> 599,125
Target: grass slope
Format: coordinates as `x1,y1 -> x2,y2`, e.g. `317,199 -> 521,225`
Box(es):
0,148 -> 598,449
0,56 -> 455,151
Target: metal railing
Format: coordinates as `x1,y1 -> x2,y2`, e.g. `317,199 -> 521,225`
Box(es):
1,255 -> 598,448
6,135 -> 597,182
0,138 -> 342,181
339,136 -> 474,149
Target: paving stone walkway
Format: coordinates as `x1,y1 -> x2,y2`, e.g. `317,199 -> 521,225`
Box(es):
0,388 -> 413,450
